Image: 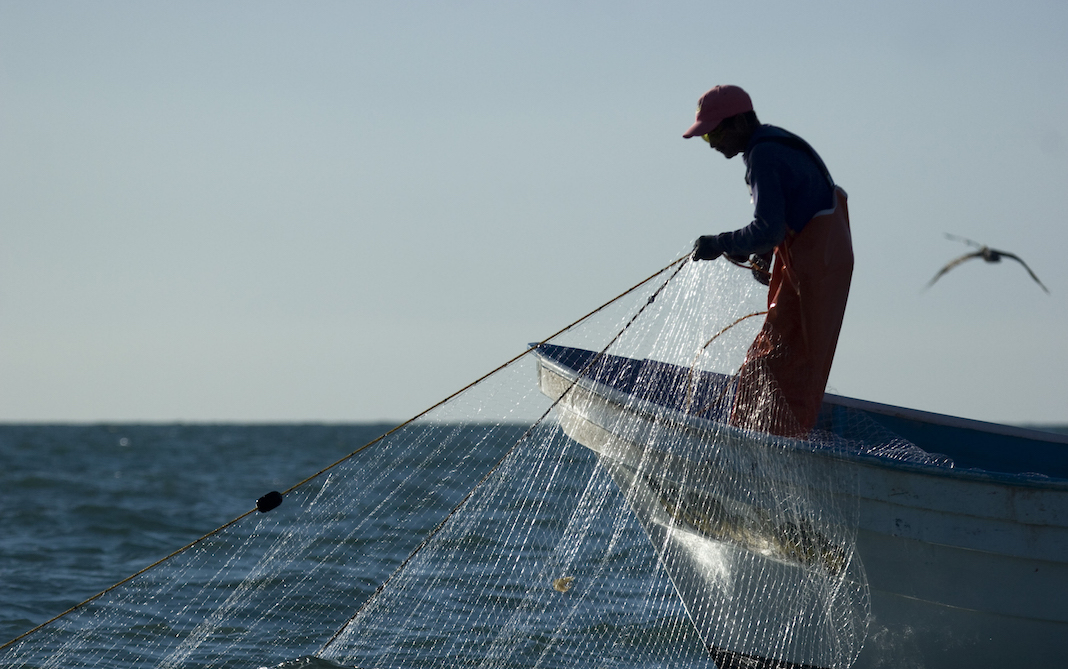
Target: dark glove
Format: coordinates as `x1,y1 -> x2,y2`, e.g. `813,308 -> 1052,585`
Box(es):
751,251 -> 772,286
692,235 -> 723,261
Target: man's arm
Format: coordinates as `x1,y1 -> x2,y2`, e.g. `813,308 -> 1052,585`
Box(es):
705,152 -> 788,257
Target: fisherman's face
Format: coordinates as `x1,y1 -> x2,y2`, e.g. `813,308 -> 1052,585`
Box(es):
702,122 -> 747,159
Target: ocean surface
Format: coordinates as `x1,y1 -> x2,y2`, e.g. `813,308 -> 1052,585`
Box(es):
2,423 -> 720,668
0,425 -> 394,651
3,422 -> 1066,668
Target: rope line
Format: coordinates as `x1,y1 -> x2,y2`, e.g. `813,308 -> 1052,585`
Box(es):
0,253 -> 691,653
275,252 -> 692,501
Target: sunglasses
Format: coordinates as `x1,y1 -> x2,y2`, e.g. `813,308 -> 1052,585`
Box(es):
701,126 -> 726,144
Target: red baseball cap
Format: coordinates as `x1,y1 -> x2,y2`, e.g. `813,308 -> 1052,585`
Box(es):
682,85 -> 753,138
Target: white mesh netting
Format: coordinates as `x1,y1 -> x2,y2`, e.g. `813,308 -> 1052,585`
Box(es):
2,256 -> 946,669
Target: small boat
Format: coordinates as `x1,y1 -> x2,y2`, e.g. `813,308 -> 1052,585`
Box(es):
533,343 -> 1068,668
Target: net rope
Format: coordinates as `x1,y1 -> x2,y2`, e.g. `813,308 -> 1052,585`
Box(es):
1,252 -> 947,669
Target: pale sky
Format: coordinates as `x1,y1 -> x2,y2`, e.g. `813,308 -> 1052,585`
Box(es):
2,1 -> 1066,424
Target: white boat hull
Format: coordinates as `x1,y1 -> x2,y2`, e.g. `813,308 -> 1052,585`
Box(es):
536,350 -> 1068,668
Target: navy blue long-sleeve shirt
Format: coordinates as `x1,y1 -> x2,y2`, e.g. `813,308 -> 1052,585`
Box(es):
714,125 -> 836,257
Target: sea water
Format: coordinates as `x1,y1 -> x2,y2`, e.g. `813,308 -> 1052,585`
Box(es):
5,423 -> 1066,668
0,425 -> 394,649
0,423 -> 715,668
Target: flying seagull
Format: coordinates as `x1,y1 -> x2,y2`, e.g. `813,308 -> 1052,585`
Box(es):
927,234 -> 1049,293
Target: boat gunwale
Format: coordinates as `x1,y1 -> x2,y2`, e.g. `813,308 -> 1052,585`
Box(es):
534,348 -> 1068,491
822,392 -> 1068,446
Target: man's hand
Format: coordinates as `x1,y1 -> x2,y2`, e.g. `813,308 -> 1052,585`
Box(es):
751,251 -> 772,285
692,235 -> 723,261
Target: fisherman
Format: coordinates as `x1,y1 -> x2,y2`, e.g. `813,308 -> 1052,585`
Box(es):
684,85 -> 853,437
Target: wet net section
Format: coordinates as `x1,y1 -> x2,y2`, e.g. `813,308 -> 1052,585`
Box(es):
1,255 -> 945,669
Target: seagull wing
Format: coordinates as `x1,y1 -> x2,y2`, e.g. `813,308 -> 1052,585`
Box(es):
995,250 -> 1050,293
944,233 -> 984,249
926,251 -> 983,289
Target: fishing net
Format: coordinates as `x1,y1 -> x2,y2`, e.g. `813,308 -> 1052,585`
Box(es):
2,254 -> 943,669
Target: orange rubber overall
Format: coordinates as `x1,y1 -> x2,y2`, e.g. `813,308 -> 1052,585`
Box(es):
730,187 -> 853,436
